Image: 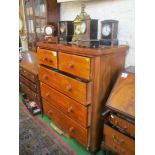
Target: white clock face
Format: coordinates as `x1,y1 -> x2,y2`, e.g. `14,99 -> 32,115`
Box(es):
80,21 -> 86,34
102,24 -> 111,36
45,27 -> 53,35
75,24 -> 81,35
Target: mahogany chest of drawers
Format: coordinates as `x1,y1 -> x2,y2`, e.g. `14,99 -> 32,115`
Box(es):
101,67 -> 135,155
37,42 -> 128,152
19,51 -> 41,109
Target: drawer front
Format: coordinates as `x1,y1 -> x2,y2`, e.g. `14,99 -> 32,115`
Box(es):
43,99 -> 88,146
107,114 -> 135,138
104,124 -> 135,154
37,48 -> 57,68
40,82 -> 88,127
20,67 -> 36,83
19,75 -> 37,92
38,66 -> 91,105
20,82 -> 39,102
59,52 -> 91,80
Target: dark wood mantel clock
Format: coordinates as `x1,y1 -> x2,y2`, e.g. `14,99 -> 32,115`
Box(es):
72,4 -> 98,47
44,23 -> 58,43
100,20 -> 119,46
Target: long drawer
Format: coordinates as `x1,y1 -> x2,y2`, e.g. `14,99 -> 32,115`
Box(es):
19,75 -> 37,92
19,67 -> 37,83
37,48 -> 58,69
20,82 -> 39,102
43,99 -> 88,146
104,124 -> 135,155
38,65 -> 92,105
58,52 -> 91,80
40,82 -> 88,128
107,113 -> 135,138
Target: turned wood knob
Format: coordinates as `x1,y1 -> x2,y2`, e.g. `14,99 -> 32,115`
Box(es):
69,127 -> 74,132
45,93 -> 50,98
48,110 -> 52,116
67,107 -> 73,113
43,57 -> 48,61
68,63 -> 74,69
49,59 -> 53,63
43,74 -> 48,80
66,85 -> 72,92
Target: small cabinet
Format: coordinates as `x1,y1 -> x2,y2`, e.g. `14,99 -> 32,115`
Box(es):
23,0 -> 60,52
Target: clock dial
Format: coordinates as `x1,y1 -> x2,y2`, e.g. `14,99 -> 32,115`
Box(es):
80,21 -> 86,34
75,24 -> 81,35
45,26 -> 53,35
102,24 -> 111,36
60,23 -> 66,34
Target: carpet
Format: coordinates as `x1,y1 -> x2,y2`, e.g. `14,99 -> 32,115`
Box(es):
19,102 -> 76,155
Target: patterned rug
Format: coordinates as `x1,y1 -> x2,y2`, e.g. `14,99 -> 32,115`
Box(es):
19,102 -> 76,155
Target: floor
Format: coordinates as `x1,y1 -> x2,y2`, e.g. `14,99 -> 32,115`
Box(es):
19,94 -> 113,155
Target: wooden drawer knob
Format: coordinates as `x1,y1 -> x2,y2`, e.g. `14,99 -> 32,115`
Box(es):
69,127 -> 74,133
43,57 -> 48,61
68,63 -> 74,69
67,107 -> 73,113
45,93 -> 50,98
43,75 -> 48,80
47,110 -> 52,116
49,59 -> 53,63
66,85 -> 72,92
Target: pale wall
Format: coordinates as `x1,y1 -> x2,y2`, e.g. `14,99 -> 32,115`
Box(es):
60,0 -> 135,67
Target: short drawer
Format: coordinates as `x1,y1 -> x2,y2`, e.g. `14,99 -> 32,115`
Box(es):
20,67 -> 36,83
37,48 -> 58,68
107,114 -> 135,138
20,82 -> 39,102
104,124 -> 135,155
38,65 -> 92,105
58,52 -> 91,80
19,75 -> 37,92
40,82 -> 88,128
43,99 -> 88,146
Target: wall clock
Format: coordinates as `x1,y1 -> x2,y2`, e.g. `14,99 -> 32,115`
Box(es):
100,20 -> 119,46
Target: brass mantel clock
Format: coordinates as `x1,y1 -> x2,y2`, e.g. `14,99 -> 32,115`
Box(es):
72,4 -> 98,45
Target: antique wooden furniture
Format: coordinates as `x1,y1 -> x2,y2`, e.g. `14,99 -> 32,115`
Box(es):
101,66 -> 135,155
37,42 -> 128,152
23,0 -> 60,51
19,51 -> 41,110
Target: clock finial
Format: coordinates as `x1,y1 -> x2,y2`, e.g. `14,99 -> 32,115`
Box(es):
81,3 -> 85,13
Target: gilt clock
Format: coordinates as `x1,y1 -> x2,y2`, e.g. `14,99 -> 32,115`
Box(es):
58,21 -> 74,43
72,4 -> 98,45
100,20 -> 119,46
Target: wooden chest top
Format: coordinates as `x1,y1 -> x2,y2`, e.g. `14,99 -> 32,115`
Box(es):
20,51 -> 38,75
37,42 -> 129,57
106,66 -> 135,119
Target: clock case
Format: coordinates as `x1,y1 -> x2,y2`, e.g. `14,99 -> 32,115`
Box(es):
72,19 -> 98,44
44,23 -> 59,44
100,20 -> 118,46
58,21 -> 74,43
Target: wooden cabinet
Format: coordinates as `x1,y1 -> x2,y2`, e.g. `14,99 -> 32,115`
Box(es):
23,0 -> 60,52
19,51 -> 41,109
101,67 -> 135,155
37,42 -> 128,152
